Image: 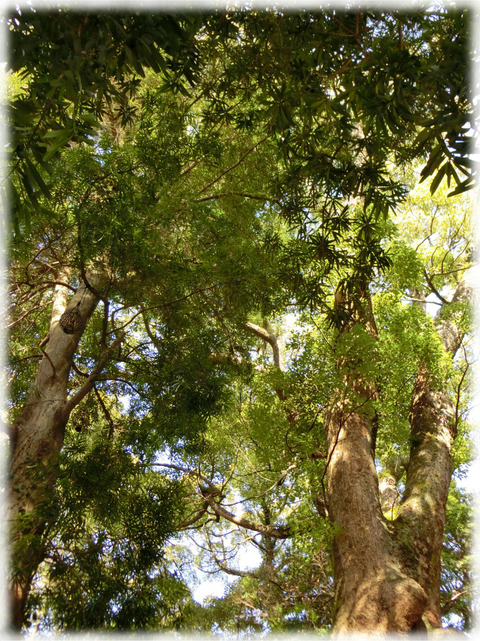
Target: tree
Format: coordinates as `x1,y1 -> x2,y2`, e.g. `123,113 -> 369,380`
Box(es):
6,8 -> 476,227
157,174 -> 473,633
6,6 -> 475,633
7,64 -> 292,627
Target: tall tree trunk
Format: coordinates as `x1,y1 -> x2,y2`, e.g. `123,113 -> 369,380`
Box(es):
326,390 -> 427,632
327,279 -> 470,633
392,277 -> 471,630
8,270 -> 105,629
394,369 -> 456,630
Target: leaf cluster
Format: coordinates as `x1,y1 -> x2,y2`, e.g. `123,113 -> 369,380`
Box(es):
6,10 -> 203,228
26,425 -> 191,631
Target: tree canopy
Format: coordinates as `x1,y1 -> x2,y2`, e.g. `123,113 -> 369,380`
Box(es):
4,5 -> 476,634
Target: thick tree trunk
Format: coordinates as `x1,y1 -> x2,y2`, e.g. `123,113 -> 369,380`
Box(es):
393,277 -> 473,629
394,370 -> 456,629
328,278 -> 470,633
327,382 -> 457,633
8,270 -> 105,629
326,399 -> 427,632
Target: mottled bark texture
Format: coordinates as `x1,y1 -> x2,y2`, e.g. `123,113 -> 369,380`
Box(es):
327,398 -> 427,632
8,270 -> 106,629
327,375 -> 455,633
327,278 -> 470,633
395,368 -> 456,629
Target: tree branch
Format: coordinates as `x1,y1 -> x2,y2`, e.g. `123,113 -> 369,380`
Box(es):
197,136 -> 268,196
93,385 -> 116,441
195,192 -> 275,203
245,321 -> 284,371
200,492 -> 290,540
110,284 -> 218,334
436,275 -> 472,355
178,504 -> 209,529
423,268 -> 450,305
64,332 -> 125,415
152,462 -> 291,539
441,589 -> 469,616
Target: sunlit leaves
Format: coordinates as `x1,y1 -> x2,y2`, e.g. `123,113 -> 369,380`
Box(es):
7,10 -> 203,226
7,8 -> 475,633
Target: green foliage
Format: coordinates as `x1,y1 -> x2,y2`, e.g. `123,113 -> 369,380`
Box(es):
6,9 -> 203,227
26,427 -> 191,631
8,7 -> 475,236
441,482 -> 473,629
7,8 -> 474,634
387,240 -> 424,291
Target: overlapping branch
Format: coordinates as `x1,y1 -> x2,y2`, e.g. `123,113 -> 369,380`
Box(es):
153,462 -> 291,540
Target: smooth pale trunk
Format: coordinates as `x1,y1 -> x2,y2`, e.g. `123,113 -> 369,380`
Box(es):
8,272 -> 103,629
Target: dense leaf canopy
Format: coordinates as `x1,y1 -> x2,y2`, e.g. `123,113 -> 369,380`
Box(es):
5,5 -> 475,634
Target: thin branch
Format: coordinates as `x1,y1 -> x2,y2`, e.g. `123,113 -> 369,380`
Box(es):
71,361 -> 89,377
178,504 -> 209,529
95,376 -> 142,397
41,347 -> 57,378
180,156 -> 206,177
195,192 -> 275,203
200,494 -> 291,540
6,300 -> 52,330
122,341 -> 153,360
197,136 -> 268,196
142,312 -> 157,343
441,589 -> 469,616
453,360 -> 469,435
64,332 -> 125,414
10,280 -> 77,295
152,462 -> 291,539
100,299 -> 110,349
9,353 -> 43,364
110,284 -> 218,334
423,268 -> 450,305
93,385 -> 116,441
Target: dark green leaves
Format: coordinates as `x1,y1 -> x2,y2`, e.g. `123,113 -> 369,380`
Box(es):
7,10 -> 203,226
24,425 -> 190,631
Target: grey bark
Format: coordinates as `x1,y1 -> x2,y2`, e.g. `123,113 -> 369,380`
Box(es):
8,269 -> 107,629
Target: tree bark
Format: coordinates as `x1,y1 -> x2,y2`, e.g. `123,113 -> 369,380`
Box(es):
8,269 -> 106,629
391,276 -> 471,630
394,368 -> 456,629
327,278 -> 471,633
326,393 -> 427,632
